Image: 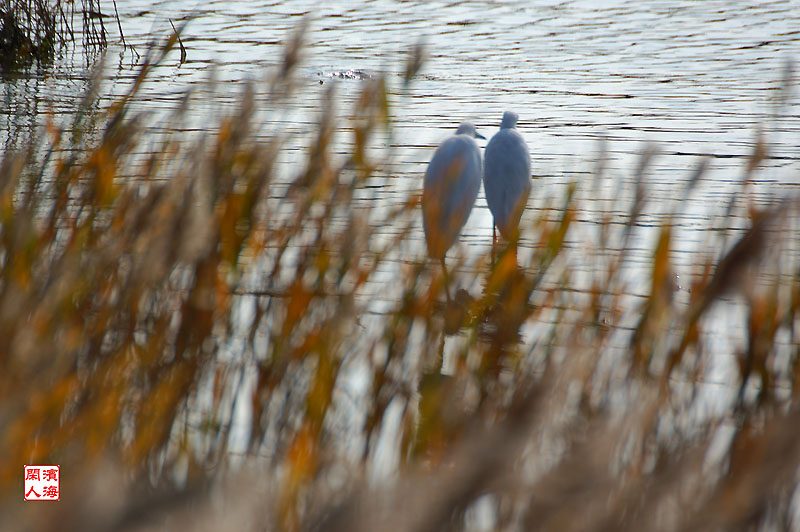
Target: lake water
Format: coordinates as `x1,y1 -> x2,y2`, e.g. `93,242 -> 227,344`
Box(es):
6,1 -> 800,245
4,1 -> 800,418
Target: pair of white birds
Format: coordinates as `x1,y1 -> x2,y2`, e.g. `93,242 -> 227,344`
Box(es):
422,111 -> 531,292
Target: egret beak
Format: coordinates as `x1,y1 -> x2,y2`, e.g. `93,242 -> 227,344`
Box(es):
475,132 -> 486,140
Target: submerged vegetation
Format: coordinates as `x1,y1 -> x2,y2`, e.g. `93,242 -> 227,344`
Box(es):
1,26 -> 800,532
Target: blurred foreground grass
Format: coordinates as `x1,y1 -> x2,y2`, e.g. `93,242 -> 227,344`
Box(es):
2,29 -> 800,532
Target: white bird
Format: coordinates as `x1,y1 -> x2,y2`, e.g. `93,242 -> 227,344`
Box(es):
483,111 -> 531,248
423,122 -> 484,298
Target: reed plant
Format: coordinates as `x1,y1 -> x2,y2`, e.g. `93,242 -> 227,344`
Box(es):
1,27 -> 799,532
0,0 -> 122,69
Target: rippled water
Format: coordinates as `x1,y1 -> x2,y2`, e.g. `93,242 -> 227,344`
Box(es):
3,1 -> 800,390
6,2 -> 800,233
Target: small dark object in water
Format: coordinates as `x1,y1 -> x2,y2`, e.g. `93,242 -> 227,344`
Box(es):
321,69 -> 373,81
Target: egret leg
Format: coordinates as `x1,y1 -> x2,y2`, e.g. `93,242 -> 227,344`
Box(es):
440,258 -> 452,303
491,223 -> 498,265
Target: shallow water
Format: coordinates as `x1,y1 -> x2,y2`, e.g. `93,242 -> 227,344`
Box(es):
5,1 -> 799,241
3,1 -> 800,402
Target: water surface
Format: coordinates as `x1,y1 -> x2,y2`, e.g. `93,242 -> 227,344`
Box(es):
3,0 -> 800,403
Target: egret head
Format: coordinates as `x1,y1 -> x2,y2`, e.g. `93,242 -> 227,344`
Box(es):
456,122 -> 485,139
500,111 -> 519,129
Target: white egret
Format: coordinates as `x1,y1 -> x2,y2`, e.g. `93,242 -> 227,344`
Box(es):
483,111 -> 531,247
423,122 -> 484,298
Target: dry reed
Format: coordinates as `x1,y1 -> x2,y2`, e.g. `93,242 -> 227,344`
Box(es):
1,26 -> 799,532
